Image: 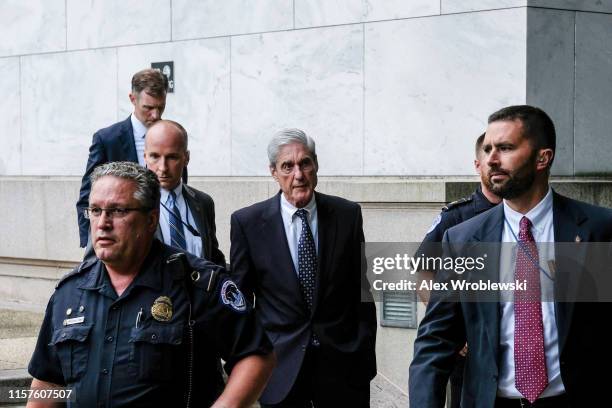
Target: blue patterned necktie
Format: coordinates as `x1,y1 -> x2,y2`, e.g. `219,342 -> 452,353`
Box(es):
295,209 -> 317,310
168,191 -> 187,251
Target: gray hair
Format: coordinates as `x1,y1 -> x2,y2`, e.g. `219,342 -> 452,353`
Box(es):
267,128 -> 317,166
90,162 -> 160,209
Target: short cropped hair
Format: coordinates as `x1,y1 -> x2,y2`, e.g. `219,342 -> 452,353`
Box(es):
90,161 -> 160,210
131,68 -> 168,98
475,132 -> 485,158
267,128 -> 317,167
488,105 -> 556,165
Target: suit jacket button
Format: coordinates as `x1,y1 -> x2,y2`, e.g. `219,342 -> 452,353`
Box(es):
301,345 -> 307,351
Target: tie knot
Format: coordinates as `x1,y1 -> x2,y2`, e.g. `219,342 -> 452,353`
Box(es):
169,190 -> 177,202
519,216 -> 532,232
295,208 -> 308,222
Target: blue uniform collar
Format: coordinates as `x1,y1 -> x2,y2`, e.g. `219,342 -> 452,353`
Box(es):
78,240 -> 165,295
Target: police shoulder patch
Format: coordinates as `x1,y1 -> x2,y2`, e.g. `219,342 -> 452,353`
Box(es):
442,196 -> 473,212
220,280 -> 247,312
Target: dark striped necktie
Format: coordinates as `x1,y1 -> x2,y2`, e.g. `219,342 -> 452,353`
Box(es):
168,191 -> 187,251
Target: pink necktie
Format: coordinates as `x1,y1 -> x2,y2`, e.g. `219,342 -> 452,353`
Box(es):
514,216 -> 548,403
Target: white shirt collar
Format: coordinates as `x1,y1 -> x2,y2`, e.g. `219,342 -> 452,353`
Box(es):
160,181 -> 183,204
130,113 -> 147,139
280,193 -> 317,221
502,187 -> 553,233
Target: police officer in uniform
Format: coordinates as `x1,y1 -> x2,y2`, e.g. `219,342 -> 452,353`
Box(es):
415,133 -> 501,408
27,162 -> 274,408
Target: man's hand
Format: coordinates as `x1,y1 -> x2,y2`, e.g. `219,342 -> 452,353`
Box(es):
459,343 -> 468,357
211,352 -> 276,408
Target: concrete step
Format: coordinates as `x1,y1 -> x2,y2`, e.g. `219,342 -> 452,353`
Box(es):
0,306 -> 41,403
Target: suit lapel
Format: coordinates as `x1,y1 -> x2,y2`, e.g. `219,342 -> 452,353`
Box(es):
182,185 -> 209,259
312,192 -> 336,316
120,116 -> 139,162
471,205 -> 504,367
263,193 -> 306,310
552,191 -> 588,354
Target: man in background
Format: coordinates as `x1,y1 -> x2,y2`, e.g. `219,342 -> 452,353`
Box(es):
144,119 -> 225,266
76,68 -> 176,248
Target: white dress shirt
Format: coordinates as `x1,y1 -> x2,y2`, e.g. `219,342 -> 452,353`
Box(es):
497,187 -> 565,398
130,113 -> 147,166
280,194 -> 318,275
159,183 -> 203,258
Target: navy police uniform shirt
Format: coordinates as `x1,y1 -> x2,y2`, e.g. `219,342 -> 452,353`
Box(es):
28,240 -> 271,408
417,186 -> 498,258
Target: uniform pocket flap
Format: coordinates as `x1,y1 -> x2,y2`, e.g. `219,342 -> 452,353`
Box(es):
50,324 -> 93,345
129,324 -> 183,345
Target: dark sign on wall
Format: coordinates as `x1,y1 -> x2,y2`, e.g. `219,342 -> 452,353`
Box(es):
151,61 -> 174,93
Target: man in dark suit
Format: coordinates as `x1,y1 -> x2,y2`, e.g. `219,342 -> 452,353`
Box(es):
76,68 -> 170,248
409,105 -> 612,408
230,129 -> 377,407
144,119 -> 225,267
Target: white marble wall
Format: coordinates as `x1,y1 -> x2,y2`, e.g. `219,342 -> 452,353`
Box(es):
0,0 -> 65,57
66,0 -> 171,50
0,58 -> 21,174
295,0 -> 439,27
365,9 -> 526,175
1,1 -> 612,177
231,24 -> 364,176
20,49 -> 117,175
117,38 -> 231,175
172,0 -> 293,39
574,12 -> 612,175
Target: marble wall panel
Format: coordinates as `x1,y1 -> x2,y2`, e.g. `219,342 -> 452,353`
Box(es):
574,12 -> 612,175
364,9 -> 527,175
117,38 -> 231,175
20,49 -> 117,175
172,0 -> 293,40
231,25 -> 364,176
0,180 -> 47,259
0,0 -> 65,57
295,0 -> 439,28
442,0 -> 526,14
526,8 -> 574,176
0,58 -> 21,174
66,0 -> 171,50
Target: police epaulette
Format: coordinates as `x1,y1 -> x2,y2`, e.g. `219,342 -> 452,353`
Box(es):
442,196 -> 473,211
55,259 -> 95,289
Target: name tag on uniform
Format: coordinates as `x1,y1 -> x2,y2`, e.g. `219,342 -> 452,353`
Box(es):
63,316 -> 85,326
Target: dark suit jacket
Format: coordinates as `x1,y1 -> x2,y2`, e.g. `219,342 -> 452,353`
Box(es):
179,184 -> 226,267
409,191 -> 612,408
76,116 -> 187,247
230,191 -> 377,405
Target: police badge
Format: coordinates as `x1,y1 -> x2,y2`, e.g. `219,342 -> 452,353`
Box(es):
151,296 -> 173,322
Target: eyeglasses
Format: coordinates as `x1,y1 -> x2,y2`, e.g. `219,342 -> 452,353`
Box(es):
278,159 -> 315,175
84,207 -> 151,220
